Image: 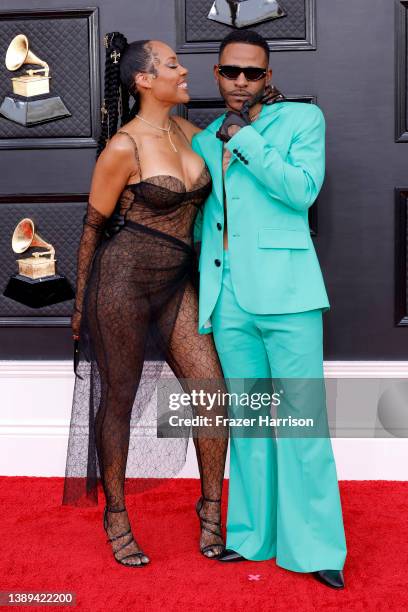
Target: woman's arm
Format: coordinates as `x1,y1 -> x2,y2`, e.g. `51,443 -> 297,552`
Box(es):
88,133 -> 139,214
71,134 -> 137,339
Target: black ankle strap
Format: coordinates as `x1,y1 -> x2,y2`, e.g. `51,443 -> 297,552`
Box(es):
202,497 -> 221,503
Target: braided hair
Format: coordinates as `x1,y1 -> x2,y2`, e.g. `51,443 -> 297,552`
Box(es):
97,32 -> 154,158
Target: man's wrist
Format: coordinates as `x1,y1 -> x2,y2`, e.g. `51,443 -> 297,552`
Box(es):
225,123 -> 253,151
216,108 -> 251,142
227,124 -> 241,138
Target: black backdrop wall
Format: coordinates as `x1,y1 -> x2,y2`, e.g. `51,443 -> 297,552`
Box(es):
0,0 -> 407,359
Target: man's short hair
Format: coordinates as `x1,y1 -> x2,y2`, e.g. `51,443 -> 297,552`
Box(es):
219,30 -> 270,63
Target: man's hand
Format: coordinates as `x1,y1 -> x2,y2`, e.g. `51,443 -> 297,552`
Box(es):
227,124 -> 241,139
216,85 -> 286,143
260,84 -> 285,106
216,102 -> 251,143
216,83 -> 285,143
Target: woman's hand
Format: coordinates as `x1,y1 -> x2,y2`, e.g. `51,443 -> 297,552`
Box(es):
71,309 -> 81,341
71,310 -> 81,375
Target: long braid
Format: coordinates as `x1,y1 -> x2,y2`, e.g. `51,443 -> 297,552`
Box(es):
97,32 -> 129,158
97,33 -> 152,159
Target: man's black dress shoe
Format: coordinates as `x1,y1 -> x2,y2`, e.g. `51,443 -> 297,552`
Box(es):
312,569 -> 345,589
218,548 -> 246,562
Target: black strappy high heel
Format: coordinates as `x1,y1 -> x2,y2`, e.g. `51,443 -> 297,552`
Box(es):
103,506 -> 150,567
195,496 -> 226,559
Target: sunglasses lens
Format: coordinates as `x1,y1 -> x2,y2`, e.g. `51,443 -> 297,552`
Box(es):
218,66 -> 266,81
219,66 -> 241,79
245,68 -> 266,81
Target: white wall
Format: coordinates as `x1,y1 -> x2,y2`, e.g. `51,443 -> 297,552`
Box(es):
1,361 -> 407,480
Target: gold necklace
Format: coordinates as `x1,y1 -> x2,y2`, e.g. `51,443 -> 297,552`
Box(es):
135,114 -> 178,153
250,108 -> 261,122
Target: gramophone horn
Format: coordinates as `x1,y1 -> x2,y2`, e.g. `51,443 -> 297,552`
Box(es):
5,34 -> 49,76
12,218 -> 55,257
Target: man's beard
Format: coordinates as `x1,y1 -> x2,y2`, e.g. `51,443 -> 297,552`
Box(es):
220,83 -> 266,110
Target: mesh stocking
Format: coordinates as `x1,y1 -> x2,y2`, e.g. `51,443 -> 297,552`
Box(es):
164,282 -> 228,555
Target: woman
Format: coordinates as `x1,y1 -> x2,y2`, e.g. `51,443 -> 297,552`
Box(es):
62,32 -> 229,567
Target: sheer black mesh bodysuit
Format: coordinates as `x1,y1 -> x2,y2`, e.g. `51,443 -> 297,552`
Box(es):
62,127 -> 228,556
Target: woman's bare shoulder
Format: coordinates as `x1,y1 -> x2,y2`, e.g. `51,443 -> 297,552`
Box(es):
171,115 -> 202,141
101,132 -> 132,155
93,132 -> 141,185
99,128 -> 141,164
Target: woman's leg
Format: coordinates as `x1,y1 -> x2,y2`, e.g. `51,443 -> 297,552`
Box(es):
86,267 -> 151,566
162,282 -> 229,557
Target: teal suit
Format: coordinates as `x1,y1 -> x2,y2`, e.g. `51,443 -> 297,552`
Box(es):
192,102 -> 330,335
192,101 -> 347,572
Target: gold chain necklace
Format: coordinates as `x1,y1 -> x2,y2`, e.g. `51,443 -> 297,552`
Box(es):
135,114 -> 178,153
250,108 -> 261,122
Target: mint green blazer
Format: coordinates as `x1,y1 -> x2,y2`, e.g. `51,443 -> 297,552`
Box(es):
192,101 -> 330,335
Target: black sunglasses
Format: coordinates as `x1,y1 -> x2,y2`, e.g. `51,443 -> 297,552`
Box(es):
217,64 -> 267,81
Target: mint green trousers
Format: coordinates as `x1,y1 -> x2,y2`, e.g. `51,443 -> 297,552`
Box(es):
210,250 -> 347,572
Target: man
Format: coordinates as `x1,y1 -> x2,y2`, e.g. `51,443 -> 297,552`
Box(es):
192,30 -> 347,588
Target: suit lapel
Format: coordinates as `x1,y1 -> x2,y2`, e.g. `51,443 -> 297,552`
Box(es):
254,102 -> 283,134
200,103 -> 284,206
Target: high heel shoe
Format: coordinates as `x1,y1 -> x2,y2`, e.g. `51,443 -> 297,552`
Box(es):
103,506 -> 149,567
195,496 -> 226,559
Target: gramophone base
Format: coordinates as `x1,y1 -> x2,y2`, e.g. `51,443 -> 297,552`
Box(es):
3,274 -> 74,308
0,94 -> 71,126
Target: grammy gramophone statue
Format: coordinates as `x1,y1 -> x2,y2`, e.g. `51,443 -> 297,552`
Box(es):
0,33 -> 71,126
208,0 -> 286,28
3,218 -> 74,308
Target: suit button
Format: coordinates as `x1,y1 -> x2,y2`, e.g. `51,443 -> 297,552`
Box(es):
244,160 -> 249,165
233,148 -> 238,154
214,259 -> 221,267
217,222 -> 222,230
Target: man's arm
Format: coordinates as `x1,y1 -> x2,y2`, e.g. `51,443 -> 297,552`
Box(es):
225,105 -> 326,212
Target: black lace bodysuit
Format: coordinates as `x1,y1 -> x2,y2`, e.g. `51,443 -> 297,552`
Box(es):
62,127 -> 228,510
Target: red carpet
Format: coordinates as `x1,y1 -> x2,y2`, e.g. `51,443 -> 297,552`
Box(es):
0,478 -> 407,611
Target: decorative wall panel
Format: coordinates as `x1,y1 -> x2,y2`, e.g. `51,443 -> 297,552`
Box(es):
395,188 -> 408,325
0,194 -> 87,326
0,8 -> 100,149
176,0 -> 316,53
